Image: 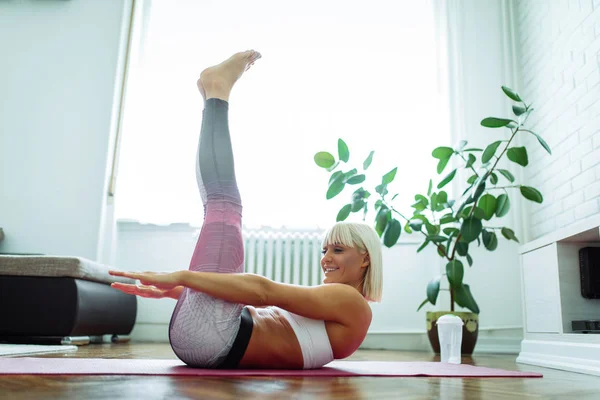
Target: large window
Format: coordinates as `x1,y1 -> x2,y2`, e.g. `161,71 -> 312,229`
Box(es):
115,0 -> 450,230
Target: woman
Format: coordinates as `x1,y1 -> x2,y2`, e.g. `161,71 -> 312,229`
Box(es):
109,50 -> 383,369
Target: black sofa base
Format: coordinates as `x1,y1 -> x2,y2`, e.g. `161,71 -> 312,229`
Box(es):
0,275 -> 136,344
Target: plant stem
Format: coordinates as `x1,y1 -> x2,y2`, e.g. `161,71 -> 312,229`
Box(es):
487,185 -> 521,190
390,207 -> 449,258
456,152 -> 479,177
489,127 -> 519,173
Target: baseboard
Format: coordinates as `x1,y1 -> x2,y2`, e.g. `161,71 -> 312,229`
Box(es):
130,323 -> 169,343
517,339 -> 600,376
360,328 -> 522,354
131,323 -> 522,354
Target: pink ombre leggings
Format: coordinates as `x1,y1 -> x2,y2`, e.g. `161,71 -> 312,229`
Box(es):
168,98 -> 248,368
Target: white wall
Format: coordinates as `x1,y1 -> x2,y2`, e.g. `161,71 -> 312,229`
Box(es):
0,0 -> 132,259
513,0 -> 600,240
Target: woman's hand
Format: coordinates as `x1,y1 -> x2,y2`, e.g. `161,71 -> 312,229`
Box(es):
109,270 -> 187,300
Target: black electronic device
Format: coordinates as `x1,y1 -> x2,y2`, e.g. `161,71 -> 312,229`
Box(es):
579,247 -> 600,299
572,320 -> 600,333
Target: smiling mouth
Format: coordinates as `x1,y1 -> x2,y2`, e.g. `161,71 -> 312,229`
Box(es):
324,268 -> 339,273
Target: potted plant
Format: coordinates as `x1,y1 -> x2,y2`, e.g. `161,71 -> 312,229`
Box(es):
313,86 -> 551,354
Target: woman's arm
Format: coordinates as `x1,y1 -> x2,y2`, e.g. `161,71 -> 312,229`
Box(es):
182,271 -> 270,306
109,270 -> 269,305
110,270 -> 370,328
180,271 -> 370,328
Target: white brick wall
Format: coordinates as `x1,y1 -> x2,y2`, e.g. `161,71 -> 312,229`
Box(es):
514,0 -> 600,240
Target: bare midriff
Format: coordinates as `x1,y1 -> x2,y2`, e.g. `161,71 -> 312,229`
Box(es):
238,305 -> 305,369
238,305 -> 370,369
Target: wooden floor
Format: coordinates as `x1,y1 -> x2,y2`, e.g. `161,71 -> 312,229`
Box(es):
1,343 -> 599,400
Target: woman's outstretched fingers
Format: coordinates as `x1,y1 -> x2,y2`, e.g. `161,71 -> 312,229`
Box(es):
109,271 -> 181,287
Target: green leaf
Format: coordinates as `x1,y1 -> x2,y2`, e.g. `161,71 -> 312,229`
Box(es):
382,167 -> 398,185
432,146 -> 454,159
417,298 -> 430,312
512,104 -> 527,116
344,168 -> 358,179
446,260 -> 464,289
495,194 -> 510,217
520,186 -> 543,203
428,235 -> 447,243
501,227 -> 519,242
481,117 -> 515,128
477,194 -> 497,221
464,148 -> 483,152
426,276 -> 442,305
411,201 -> 426,213
529,131 -> 552,155
467,174 -> 478,184
436,191 -> 448,207
336,204 -> 352,222
437,169 -> 457,189
462,206 -> 486,220
338,139 -> 349,162
466,153 -> 476,169
460,217 -> 483,243
352,187 -> 370,201
326,179 -> 345,199
502,86 -> 522,102
482,141 -> 502,163
417,239 -> 430,253
351,199 -> 365,212
437,157 -> 451,175
346,175 -> 366,185
375,183 -> 388,197
507,147 -> 529,166
329,171 -> 343,185
383,219 -> 401,247
414,194 -> 429,207
326,160 -> 340,172
498,169 -> 515,183
490,172 -> 498,185
440,215 -> 456,225
466,253 -> 473,266
437,244 -> 446,257
454,284 -> 480,314
455,241 -> 469,257
363,151 -> 374,170
427,179 -> 433,196
443,227 -> 460,236
314,152 -> 335,168
425,221 -> 438,235
482,229 -> 498,251
375,208 -> 391,237
410,222 -> 423,234
471,181 -> 487,204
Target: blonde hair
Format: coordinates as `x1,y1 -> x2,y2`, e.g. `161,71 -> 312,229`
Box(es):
321,221 -> 383,302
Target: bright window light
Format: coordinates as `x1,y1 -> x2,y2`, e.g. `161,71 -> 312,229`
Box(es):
115,0 -> 450,230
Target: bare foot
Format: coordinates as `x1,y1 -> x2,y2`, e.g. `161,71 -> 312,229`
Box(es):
197,50 -> 262,101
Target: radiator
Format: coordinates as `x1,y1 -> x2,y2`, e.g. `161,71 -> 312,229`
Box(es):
242,227 -> 325,286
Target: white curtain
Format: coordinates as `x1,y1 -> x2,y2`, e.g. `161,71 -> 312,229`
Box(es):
114,0 -> 451,230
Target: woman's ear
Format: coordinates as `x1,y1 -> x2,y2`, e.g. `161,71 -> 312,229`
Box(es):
361,253 -> 370,268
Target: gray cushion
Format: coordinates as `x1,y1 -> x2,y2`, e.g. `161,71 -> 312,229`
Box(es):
0,255 -> 135,285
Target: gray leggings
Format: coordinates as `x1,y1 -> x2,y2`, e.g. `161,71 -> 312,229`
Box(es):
168,98 -> 249,368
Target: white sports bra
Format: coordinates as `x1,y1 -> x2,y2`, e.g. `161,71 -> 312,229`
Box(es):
273,307 -> 334,369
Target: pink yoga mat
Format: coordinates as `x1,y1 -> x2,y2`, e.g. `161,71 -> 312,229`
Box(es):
0,358 -> 542,378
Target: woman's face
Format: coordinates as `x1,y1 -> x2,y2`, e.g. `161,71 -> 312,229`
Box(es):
321,243 -> 369,285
